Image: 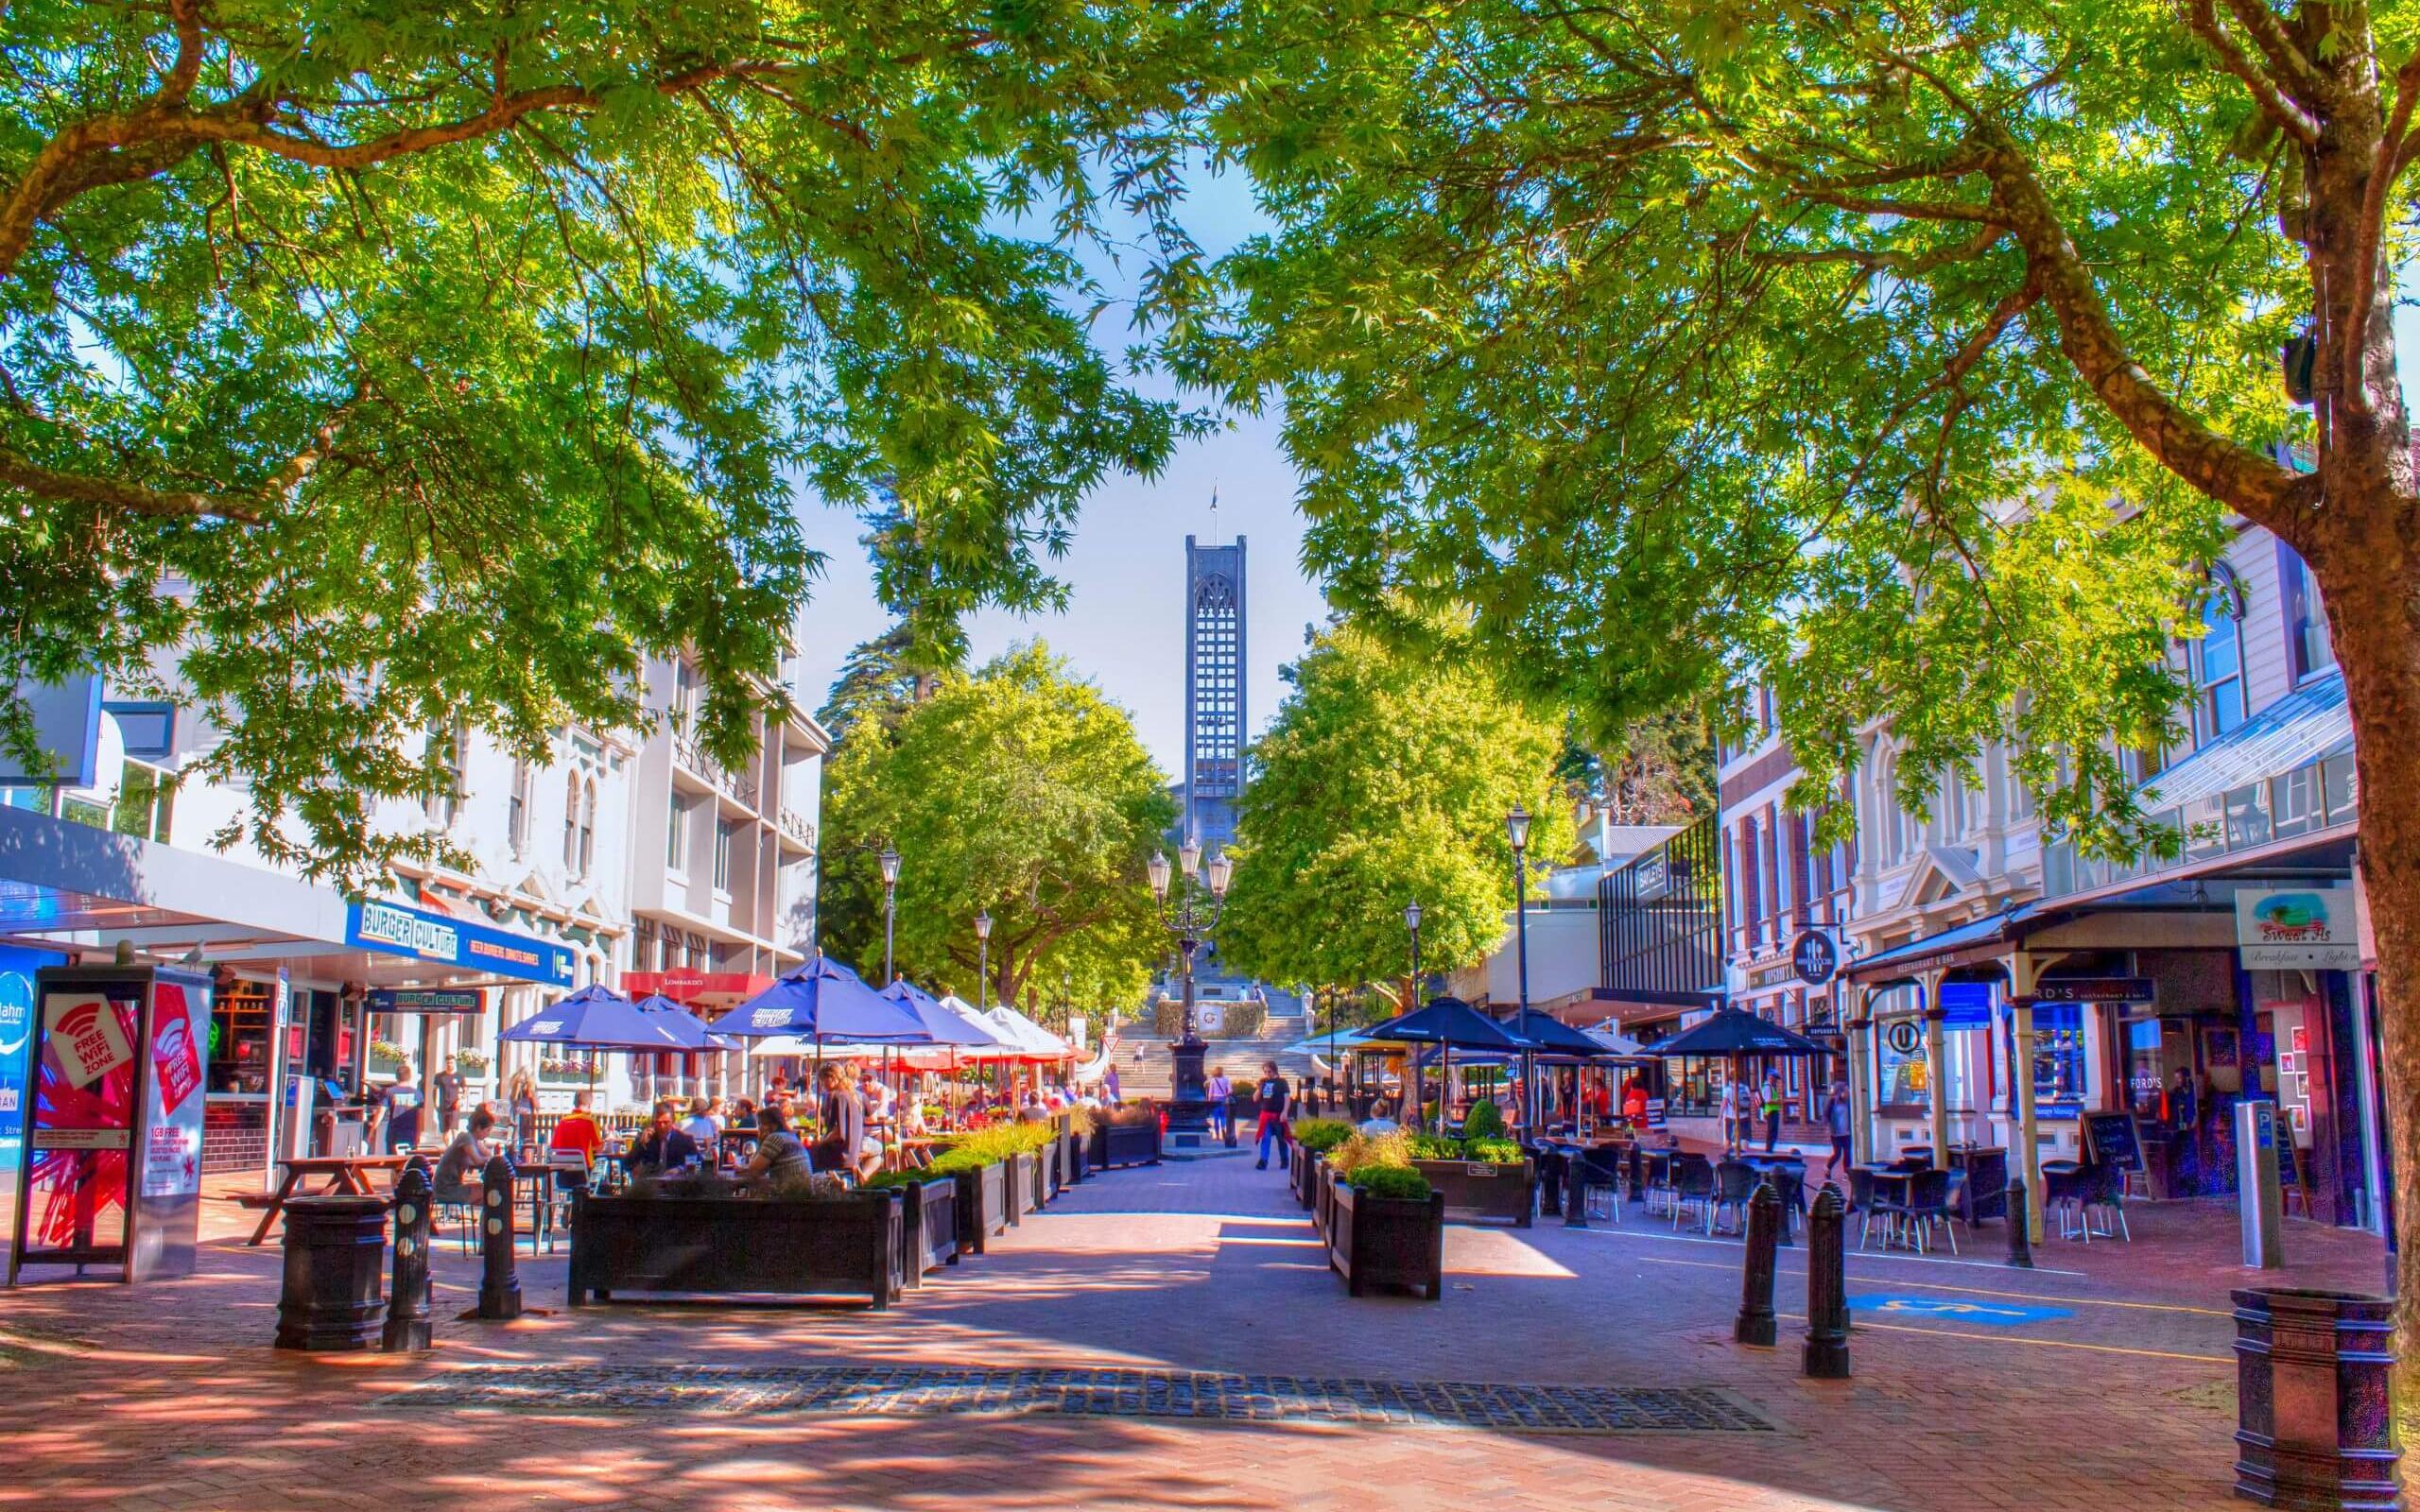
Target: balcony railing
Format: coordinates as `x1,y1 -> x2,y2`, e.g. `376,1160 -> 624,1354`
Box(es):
673,732 -> 761,811
2042,742 -> 2358,900
779,808 -> 816,849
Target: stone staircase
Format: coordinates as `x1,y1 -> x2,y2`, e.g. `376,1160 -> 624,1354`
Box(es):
1106,985 -> 1326,1101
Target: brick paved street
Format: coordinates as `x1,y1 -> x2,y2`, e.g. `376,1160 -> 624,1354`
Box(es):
0,1154 -> 2394,1511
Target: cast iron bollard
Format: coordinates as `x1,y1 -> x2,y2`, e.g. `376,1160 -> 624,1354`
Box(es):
1734,1178 -> 1781,1348
274,1195 -> 389,1350
382,1158 -> 434,1351
1802,1184 -> 1851,1379
2005,1178 -> 2034,1269
2233,1288 -> 2401,1509
477,1151 -> 524,1321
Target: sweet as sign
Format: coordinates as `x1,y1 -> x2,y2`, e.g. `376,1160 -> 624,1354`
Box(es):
2236,887 -> 2360,971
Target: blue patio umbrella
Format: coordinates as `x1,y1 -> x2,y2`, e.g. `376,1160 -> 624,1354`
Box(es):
708,955 -> 930,1044
1362,996 -> 1534,1130
500,985 -> 725,1101
881,978 -> 1000,1047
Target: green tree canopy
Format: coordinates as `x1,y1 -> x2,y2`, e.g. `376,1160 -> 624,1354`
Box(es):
1176,0 -> 2420,1357
4,0 -> 1196,885
1216,619 -> 1570,998
820,642 -> 1175,1012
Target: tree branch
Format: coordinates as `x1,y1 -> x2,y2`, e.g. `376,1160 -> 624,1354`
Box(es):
2181,0 -> 2322,146
0,445 -> 259,524
1979,136 -> 2305,523
2219,0 -> 2335,107
2340,49 -> 2420,413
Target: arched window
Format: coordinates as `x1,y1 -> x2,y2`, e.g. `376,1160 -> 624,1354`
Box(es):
578,779 -> 597,879
563,772 -> 580,869
1873,747 -> 1905,866
507,759 -> 530,855
2193,565 -> 2248,744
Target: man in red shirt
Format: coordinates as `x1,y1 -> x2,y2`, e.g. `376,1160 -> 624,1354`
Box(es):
548,1091 -> 606,1165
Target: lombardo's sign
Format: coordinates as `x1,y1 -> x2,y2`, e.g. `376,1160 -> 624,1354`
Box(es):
2237,885 -> 2361,971
1789,930 -> 1840,987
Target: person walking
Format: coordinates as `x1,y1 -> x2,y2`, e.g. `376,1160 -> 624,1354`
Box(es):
1205,1065 -> 1233,1144
506,1069 -> 539,1151
384,1062 -> 423,1152
432,1054 -> 464,1139
1823,1080 -> 1855,1181
1253,1061 -> 1292,1169
1718,1076 -> 1741,1153
1761,1072 -> 1785,1153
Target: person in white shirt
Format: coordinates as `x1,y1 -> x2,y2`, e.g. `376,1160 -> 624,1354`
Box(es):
682,1095 -> 721,1150
1718,1078 -> 1742,1152
1205,1067 -> 1233,1143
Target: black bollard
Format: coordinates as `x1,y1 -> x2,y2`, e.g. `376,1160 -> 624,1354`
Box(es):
1803,1184 -> 1851,1379
1735,1178 -> 1782,1348
477,1151 -> 524,1321
383,1157 -> 434,1351
2005,1178 -> 2034,1268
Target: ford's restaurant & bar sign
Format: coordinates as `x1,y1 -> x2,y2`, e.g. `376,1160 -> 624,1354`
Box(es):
346,900 -> 576,988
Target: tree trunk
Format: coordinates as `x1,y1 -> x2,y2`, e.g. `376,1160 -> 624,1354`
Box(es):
2317,554 -> 2420,1401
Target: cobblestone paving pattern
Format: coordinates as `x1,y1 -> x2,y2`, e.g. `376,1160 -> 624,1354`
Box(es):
381,1362 -> 1776,1432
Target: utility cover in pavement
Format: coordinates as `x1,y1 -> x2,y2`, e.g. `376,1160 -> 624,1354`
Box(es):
381,1365 -> 1774,1433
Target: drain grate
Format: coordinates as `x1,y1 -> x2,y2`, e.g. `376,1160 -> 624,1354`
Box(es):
382,1364 -> 1772,1434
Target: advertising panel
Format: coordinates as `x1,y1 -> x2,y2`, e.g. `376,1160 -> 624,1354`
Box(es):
2236,885 -> 2361,971
22,986 -> 142,1258
142,979 -> 206,1199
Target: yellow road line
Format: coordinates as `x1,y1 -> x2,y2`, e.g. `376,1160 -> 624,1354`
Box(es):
1639,1255 -> 2227,1316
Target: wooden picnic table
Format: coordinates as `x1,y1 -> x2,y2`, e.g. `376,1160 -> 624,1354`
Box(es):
246,1154 -> 408,1245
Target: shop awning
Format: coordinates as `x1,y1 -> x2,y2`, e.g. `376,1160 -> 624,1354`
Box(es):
1841,903 -> 2040,984
2141,669 -> 2349,815
0,804 -> 568,988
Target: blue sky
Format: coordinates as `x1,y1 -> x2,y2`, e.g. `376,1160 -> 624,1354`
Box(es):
788,169 -> 1325,776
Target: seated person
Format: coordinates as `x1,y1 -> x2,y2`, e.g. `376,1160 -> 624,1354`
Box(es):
548,1091 -> 606,1166
432,1106 -> 500,1205
740,1104 -> 813,1186
628,1098 -> 701,1173
681,1094 -> 721,1148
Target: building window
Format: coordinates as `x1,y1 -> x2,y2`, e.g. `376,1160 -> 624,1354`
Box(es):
674,660 -> 700,730
104,702 -> 176,761
508,759 -> 531,856
424,722 -> 465,828
2278,541 -> 2337,683
713,817 -> 734,892
666,790 -> 689,872
1737,816 -> 1762,949
579,779 -> 597,879
2192,567 -> 2248,744
111,761 -> 175,842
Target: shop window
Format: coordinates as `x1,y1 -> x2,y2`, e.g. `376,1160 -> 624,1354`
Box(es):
2192,568 -> 2248,745
2025,1004 -> 2090,1115
1875,1017 -> 1929,1110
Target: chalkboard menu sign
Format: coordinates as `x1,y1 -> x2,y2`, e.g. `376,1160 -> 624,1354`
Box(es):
2083,1111 -> 2144,1172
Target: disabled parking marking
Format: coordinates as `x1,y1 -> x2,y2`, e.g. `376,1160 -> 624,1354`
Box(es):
1848,1292 -> 2072,1326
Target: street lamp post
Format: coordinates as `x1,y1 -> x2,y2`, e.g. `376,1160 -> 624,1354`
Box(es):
1507,804 -> 1533,1127
1146,836 -> 1231,1149
974,909 -> 992,1013
1405,900 -> 1424,1127
879,846 -> 902,984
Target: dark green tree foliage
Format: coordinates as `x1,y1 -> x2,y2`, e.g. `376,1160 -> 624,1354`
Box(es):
3,0 -> 1197,885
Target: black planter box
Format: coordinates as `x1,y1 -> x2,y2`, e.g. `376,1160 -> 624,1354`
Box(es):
948,1160 -> 1011,1254
1412,1159 -> 1535,1228
1328,1184 -> 1444,1300
1315,1158 -> 1337,1238
1037,1139 -> 1061,1207
1289,1143 -> 1313,1208
897,1178 -> 959,1285
1061,1118 -> 1086,1186
569,1191 -> 902,1309
1006,1150 -> 1038,1225
1092,1112 -> 1163,1170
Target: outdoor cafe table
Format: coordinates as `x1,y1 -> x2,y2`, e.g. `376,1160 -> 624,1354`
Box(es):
246,1154 -> 408,1245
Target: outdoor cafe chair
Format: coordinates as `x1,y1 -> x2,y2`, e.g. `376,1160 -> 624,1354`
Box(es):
1670,1154 -> 1718,1233
1572,1148 -> 1624,1224
1847,1166 -> 1881,1250
2085,1160 -> 2132,1243
2044,1160 -> 2099,1241
1710,1160 -> 1759,1236
1898,1167 -> 1958,1255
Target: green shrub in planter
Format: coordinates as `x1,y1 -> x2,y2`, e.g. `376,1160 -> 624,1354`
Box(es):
1461,1100 -> 1508,1141
1292,1118 -> 1356,1156
1465,1138 -> 1523,1165
1408,1132 -> 1465,1160
1351,1165 -> 1435,1201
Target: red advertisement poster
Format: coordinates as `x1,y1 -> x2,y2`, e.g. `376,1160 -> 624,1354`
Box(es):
151,984 -> 203,1117
26,989 -> 141,1252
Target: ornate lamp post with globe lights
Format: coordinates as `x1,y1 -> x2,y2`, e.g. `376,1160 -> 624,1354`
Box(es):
878,846 -> 902,984
1147,836 -> 1231,1149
